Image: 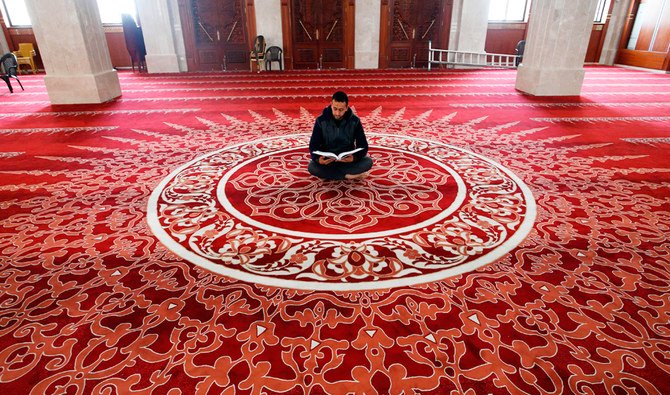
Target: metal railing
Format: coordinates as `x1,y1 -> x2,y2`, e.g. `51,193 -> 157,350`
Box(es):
428,41 -> 519,70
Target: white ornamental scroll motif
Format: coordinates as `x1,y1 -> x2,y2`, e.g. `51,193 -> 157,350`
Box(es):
148,134 -> 536,291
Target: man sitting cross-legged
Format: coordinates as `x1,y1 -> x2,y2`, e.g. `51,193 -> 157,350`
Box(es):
308,91 -> 373,180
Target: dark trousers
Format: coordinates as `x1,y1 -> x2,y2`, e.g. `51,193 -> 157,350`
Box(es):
308,156 -> 373,180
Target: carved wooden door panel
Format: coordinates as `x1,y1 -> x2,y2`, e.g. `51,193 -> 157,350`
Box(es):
388,0 -> 445,68
190,0 -> 249,71
291,0 -> 345,69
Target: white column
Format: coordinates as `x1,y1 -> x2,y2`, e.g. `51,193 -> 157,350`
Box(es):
516,0 -> 599,96
255,0 -> 283,49
0,28 -> 9,54
136,0 -> 181,73
25,0 -> 121,104
168,0 -> 188,71
355,0 -> 381,69
599,0 -> 628,65
450,0 -> 490,52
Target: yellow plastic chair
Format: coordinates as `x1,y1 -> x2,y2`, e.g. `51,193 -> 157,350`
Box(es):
12,43 -> 37,74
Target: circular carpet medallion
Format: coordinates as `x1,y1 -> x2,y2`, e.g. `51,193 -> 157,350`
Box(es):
148,133 -> 535,290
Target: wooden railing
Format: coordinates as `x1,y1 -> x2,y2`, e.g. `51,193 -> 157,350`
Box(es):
428,41 -> 519,70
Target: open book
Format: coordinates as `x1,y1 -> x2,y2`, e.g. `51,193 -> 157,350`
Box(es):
312,147 -> 364,161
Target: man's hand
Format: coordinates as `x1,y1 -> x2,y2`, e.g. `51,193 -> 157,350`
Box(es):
319,156 -> 336,165
338,155 -> 354,163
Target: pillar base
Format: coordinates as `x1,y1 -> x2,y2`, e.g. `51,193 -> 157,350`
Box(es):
146,54 -> 180,73
515,64 -> 586,96
44,70 -> 121,104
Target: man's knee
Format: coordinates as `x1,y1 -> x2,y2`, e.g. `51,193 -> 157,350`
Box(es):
308,161 -> 341,180
359,156 -> 373,172
307,161 -> 320,177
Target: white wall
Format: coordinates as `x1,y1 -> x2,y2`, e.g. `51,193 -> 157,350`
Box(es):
355,0 -> 381,69
254,0 -> 283,61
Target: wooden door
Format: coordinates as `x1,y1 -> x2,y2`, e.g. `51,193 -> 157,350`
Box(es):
187,0 -> 250,71
291,0 -> 345,69
386,0 -> 450,68
616,0 -> 670,70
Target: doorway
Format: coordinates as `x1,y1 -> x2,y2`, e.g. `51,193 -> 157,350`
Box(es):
616,0 -> 670,70
381,0 -> 452,69
290,0 -> 347,69
180,0 -> 251,71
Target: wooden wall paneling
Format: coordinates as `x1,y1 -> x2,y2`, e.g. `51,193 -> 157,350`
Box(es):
345,0 -> 355,68
281,0 -> 293,69
634,0 -> 663,50
652,0 -> 670,52
438,0 -> 452,50
618,0 -> 640,51
320,0 -> 345,69
485,23 -> 526,54
105,27 -> 132,68
246,0 -> 257,50
378,0 -> 389,68
183,0 -> 250,71
616,48 -> 667,68
616,0 -> 670,70
290,0 -> 320,69
177,0 -> 197,71
585,25 -> 604,62
386,0 -> 448,68
289,0 -> 346,69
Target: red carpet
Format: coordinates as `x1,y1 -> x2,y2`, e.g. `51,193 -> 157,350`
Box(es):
1,67 -> 669,394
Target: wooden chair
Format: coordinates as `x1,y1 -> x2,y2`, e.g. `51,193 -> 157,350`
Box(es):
12,43 -> 37,74
249,35 -> 266,72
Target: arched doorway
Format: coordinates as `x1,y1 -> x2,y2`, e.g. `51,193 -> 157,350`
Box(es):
179,0 -> 254,71
380,0 -> 452,69
287,0 -> 354,69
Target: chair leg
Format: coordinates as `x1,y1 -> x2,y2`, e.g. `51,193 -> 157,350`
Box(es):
1,75 -> 13,93
12,76 -> 24,91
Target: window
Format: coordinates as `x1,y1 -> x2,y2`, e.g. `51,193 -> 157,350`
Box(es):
594,0 -> 611,23
626,0 -> 669,51
488,0 -> 611,23
1,0 -> 31,26
0,0 -> 136,27
97,0 -> 137,24
488,0 -> 531,22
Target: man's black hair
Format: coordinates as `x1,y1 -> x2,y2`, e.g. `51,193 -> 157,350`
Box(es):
332,91 -> 348,105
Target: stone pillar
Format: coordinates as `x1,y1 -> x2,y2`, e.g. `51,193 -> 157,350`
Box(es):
599,0 -> 628,65
0,19 -> 9,53
25,0 -> 121,104
136,0 -> 181,73
516,0 -> 599,96
449,0 -> 490,52
355,0 -> 381,69
0,34 -> 9,55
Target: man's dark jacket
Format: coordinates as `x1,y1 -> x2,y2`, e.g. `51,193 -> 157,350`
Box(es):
309,106 -> 369,162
